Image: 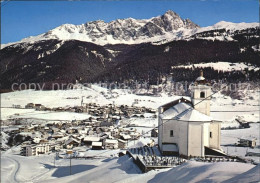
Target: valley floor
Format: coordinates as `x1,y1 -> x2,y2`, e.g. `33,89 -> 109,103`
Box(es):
1,85 -> 259,182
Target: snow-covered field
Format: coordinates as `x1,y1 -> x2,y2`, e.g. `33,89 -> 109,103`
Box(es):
221,123 -> 260,162
1,84 -> 259,123
1,86 -> 175,110
1,148 -> 259,183
1,108 -> 91,121
1,85 -> 259,182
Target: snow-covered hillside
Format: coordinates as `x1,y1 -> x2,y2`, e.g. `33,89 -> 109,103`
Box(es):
1,148 -> 259,183
173,62 -> 260,72
2,11 -> 258,48
146,161 -> 257,183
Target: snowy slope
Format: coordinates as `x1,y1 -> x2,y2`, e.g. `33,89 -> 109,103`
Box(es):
41,155 -> 142,183
224,164 -> 260,183
146,161 -> 257,183
2,11 -> 258,48
207,21 -> 259,31
0,86 -> 176,110
173,62 -> 260,71
2,149 -> 258,183
0,108 -> 91,121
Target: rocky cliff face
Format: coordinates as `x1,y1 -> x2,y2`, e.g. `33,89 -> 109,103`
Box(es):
3,10 -> 201,47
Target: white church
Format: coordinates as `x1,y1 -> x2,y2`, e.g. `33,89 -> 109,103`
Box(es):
158,70 -> 223,158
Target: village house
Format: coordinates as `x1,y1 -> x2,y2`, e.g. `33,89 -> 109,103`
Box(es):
35,104 -> 45,110
52,143 -> 62,151
20,141 -> 32,155
104,139 -> 118,149
151,128 -> 158,137
33,137 -> 42,144
120,133 -> 131,141
25,103 -> 35,109
52,132 -> 65,139
92,142 -> 103,150
66,128 -> 78,134
158,71 -> 222,158
118,139 -> 127,149
111,128 -> 119,138
238,137 -> 257,148
78,128 -> 89,135
129,132 -> 140,140
83,136 -> 101,146
31,131 -> 42,138
22,143 -> 50,156
64,138 -> 81,149
12,104 -> 22,108
53,107 -> 64,112
56,136 -> 69,144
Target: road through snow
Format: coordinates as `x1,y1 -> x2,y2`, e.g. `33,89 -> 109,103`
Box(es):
2,156 -> 20,183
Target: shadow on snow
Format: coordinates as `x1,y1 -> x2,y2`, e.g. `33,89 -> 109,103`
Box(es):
42,163 -> 97,178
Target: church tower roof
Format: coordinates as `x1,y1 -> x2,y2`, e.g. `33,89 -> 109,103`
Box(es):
196,70 -> 205,81
194,70 -> 210,86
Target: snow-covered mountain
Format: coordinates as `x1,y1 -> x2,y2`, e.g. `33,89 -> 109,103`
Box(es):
2,10 -> 258,48
0,10 -> 259,89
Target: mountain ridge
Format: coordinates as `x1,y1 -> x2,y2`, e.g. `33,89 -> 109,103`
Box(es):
0,10 -> 259,89
2,10 -> 258,49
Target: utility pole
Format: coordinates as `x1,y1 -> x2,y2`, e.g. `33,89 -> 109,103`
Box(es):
227,147 -> 229,155
53,153 -> 56,168
70,154 -> 72,175
81,96 -> 84,107
67,150 -> 73,175
54,151 -> 58,168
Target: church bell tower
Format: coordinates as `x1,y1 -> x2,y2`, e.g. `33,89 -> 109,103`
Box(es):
191,70 -> 211,116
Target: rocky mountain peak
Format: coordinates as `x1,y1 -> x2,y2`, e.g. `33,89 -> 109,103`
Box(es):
22,10 -> 200,45
163,10 -> 180,18
3,10 -> 258,48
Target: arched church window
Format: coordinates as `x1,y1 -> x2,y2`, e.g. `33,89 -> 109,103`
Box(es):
200,92 -> 205,98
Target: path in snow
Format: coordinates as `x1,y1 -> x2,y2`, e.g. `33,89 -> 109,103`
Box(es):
2,156 -> 20,183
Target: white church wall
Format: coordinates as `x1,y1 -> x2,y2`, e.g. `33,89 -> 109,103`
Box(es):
188,123 -> 203,157
158,117 -> 163,150
178,121 -> 189,156
203,123 -> 210,147
193,99 -> 210,116
161,120 -> 178,144
209,122 -> 221,149
160,119 -> 189,156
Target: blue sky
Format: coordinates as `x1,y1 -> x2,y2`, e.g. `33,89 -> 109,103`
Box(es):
1,0 -> 259,44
